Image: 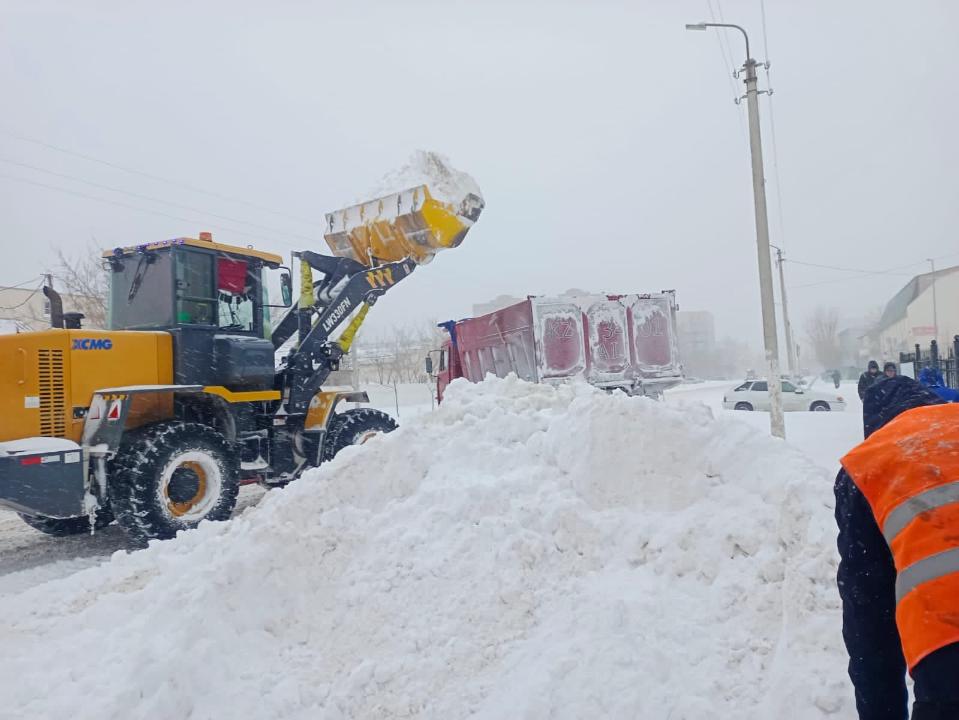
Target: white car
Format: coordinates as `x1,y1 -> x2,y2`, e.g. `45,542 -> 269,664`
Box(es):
722,379 -> 847,412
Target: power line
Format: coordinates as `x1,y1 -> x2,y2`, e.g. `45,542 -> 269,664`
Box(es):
0,275 -> 43,290
0,157 -> 318,244
0,171 -> 300,246
706,0 -> 748,145
789,253 -> 959,290
792,273 -> 910,291
786,259 -> 915,276
758,0 -> 788,252
0,125 -> 322,227
0,280 -> 45,311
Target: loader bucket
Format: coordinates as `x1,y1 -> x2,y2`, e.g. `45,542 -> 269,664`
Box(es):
324,185 -> 484,266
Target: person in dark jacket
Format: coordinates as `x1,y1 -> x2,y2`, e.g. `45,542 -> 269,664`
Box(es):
835,376 -> 959,720
883,361 -> 897,379
858,360 -> 881,400
917,367 -> 959,402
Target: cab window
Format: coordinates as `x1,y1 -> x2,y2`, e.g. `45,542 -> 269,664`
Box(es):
216,257 -> 255,332
174,250 -> 260,333
175,252 -> 216,326
108,251 -> 174,330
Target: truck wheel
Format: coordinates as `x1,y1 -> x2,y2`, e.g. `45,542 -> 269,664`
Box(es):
18,506 -> 115,537
108,422 -> 239,542
323,409 -> 398,462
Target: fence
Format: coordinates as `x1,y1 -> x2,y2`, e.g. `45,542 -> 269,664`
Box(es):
899,336 -> 959,389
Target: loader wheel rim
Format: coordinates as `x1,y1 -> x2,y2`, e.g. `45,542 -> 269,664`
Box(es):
160,453 -> 222,520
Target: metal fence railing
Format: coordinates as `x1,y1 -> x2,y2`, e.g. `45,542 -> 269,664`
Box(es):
900,336 -> 959,389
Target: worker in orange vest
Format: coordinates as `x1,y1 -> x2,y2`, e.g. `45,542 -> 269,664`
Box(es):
836,375 -> 959,719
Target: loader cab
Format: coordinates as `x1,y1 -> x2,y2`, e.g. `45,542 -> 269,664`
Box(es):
105,235 -> 288,389
106,236 -> 284,336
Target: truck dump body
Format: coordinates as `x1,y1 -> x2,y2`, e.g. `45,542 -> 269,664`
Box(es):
440,292 -> 681,398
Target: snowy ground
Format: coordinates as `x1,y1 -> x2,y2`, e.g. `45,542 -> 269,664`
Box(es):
0,378 -> 864,719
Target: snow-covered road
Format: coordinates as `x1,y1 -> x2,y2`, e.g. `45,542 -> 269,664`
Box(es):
0,380 -> 863,597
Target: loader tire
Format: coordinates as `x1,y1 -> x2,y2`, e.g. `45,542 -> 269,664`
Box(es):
323,409 -> 398,462
18,506 -> 115,537
107,422 -> 239,542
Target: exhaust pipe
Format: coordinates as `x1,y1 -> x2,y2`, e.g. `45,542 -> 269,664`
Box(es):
43,286 -> 64,329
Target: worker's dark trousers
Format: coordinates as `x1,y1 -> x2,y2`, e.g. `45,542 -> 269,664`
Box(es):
912,703 -> 959,720
912,644 -> 959,719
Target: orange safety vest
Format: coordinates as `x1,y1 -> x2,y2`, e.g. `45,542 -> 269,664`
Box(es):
841,403 -> 959,670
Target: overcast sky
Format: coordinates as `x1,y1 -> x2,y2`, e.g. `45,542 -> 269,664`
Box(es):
1,0 -> 957,347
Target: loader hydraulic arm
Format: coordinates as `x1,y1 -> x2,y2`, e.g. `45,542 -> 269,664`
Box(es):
280,256 -> 417,416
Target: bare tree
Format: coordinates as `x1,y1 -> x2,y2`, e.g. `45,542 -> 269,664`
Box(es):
353,320 -> 445,386
54,242 -> 109,328
804,306 -> 842,369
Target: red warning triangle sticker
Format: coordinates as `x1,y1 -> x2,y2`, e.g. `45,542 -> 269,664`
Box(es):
107,400 -> 122,421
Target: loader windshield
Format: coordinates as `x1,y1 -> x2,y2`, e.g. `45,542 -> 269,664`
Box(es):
108,251 -> 175,329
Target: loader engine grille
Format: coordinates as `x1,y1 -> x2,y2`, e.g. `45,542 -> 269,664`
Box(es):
38,349 -> 66,437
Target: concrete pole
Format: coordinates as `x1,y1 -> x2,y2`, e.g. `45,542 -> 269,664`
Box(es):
744,58 -> 785,439
773,246 -> 797,377
929,258 -> 939,345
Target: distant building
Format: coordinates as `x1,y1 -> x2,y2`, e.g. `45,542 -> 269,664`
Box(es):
0,286 -> 105,331
837,326 -> 869,368
876,265 -> 959,356
677,310 -> 716,377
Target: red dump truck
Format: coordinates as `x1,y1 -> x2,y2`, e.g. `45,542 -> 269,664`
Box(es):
431,292 -> 682,401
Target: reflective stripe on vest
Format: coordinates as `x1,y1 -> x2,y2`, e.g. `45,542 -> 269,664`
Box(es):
896,547 -> 959,603
882,480 -> 959,545
840,403 -> 959,670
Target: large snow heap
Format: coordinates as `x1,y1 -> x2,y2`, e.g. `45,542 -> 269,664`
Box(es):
0,377 -> 852,719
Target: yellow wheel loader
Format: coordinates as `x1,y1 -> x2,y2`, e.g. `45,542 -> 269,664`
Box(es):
0,184 -> 483,542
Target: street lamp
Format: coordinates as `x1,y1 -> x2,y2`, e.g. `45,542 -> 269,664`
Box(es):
684,22 -> 750,59
686,20 -> 785,439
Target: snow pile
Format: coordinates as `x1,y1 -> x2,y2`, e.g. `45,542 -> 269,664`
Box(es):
0,377 -> 853,719
359,150 -> 483,206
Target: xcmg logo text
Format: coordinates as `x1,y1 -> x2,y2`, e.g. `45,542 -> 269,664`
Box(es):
72,338 -> 113,350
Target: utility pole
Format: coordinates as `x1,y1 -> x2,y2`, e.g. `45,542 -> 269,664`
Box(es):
772,245 -> 797,378
928,258 -> 939,344
686,21 -> 785,439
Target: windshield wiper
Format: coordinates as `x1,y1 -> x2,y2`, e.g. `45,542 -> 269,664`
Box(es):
127,254 -> 151,302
